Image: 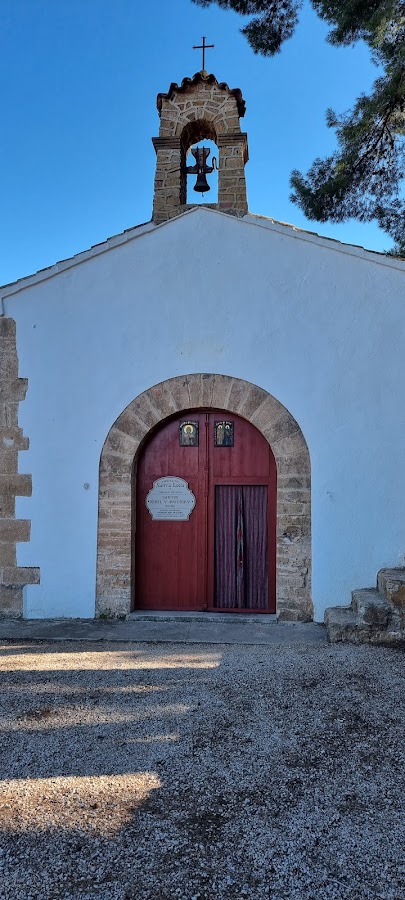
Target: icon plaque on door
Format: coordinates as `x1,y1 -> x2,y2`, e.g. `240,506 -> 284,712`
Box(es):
214,421 -> 234,447
179,421 -> 199,446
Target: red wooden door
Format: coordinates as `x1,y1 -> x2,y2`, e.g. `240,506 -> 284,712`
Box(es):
135,410 -> 276,612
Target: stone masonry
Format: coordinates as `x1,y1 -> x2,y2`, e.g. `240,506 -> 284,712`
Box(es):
96,374 -> 312,622
152,72 -> 249,223
325,567 -> 405,646
0,318 -> 39,616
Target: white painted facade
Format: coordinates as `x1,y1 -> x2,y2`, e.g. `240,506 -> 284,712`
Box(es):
2,207 -> 405,621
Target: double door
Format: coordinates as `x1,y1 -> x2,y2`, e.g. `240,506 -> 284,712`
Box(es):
135,410 -> 276,612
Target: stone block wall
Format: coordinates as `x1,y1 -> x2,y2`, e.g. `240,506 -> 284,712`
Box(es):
152,72 -> 248,223
152,139 -> 186,223
217,135 -> 248,218
157,77 -> 244,140
0,318 -> 39,617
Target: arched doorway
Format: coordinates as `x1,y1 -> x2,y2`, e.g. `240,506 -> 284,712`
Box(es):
135,410 -> 276,612
96,374 -> 312,622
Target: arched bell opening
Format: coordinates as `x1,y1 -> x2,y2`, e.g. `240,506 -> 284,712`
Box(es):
181,120 -> 219,204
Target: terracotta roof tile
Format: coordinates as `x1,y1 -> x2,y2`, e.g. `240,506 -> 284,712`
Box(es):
157,71 -> 246,118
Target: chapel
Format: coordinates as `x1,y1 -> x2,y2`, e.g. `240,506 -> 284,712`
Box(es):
1,67 -> 405,642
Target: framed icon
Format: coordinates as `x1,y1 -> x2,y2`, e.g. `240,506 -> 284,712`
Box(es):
214,421 -> 234,447
179,421 -> 199,447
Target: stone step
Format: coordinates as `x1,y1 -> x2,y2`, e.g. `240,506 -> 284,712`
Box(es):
325,567 -> 405,647
377,568 -> 405,606
351,589 -> 391,626
129,611 -> 277,625
324,606 -> 360,643
324,604 -> 404,646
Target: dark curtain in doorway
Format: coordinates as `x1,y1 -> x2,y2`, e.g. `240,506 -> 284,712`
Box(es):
215,485 -> 268,610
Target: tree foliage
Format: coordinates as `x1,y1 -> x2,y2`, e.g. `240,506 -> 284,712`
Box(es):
193,0 -> 405,254
193,1 -> 303,55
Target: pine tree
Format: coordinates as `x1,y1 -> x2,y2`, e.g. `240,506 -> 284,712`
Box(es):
193,1 -> 405,254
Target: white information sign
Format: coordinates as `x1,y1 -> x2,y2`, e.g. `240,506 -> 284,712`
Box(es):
145,476 -> 196,521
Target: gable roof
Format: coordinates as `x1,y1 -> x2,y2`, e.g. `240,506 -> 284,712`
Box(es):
0,220 -> 155,299
1,207 -> 404,301
245,213 -> 405,270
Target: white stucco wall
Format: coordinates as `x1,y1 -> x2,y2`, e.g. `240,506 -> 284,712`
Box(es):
3,207 -> 405,620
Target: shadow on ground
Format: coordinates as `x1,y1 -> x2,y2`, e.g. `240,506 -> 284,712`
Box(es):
0,640 -> 404,899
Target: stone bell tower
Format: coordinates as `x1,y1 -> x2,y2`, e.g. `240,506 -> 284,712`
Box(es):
152,71 -> 248,224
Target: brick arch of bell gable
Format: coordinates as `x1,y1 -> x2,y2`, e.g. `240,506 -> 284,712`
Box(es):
96,374 -> 312,622
181,119 -> 218,153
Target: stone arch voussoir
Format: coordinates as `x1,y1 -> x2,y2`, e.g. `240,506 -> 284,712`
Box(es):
96,374 -> 312,621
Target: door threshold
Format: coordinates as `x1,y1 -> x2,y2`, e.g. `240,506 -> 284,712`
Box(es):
130,610 -> 278,625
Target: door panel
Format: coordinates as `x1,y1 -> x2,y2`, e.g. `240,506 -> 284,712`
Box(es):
210,416 -> 271,480
135,410 -> 276,612
135,412 -> 207,610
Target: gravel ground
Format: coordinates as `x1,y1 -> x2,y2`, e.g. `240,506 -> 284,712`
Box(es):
0,639 -> 404,900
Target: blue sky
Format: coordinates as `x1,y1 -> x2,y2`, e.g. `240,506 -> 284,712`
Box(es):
1,0 -> 389,285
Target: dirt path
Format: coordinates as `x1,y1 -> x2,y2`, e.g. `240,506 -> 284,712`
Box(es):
0,640 -> 404,899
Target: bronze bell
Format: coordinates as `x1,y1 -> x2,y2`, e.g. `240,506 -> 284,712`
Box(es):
186,146 -> 216,194
194,171 -> 210,193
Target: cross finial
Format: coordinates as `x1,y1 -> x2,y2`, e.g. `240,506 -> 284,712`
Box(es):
193,36 -> 214,72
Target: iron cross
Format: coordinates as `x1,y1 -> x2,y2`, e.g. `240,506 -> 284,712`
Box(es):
193,36 -> 214,70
